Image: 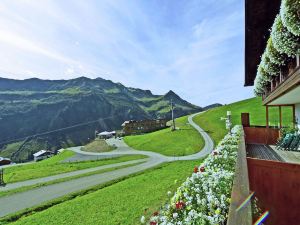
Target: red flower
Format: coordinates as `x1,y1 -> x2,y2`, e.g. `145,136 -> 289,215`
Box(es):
193,166 -> 198,173
153,211 -> 159,216
200,166 -> 205,172
175,201 -> 185,210
150,222 -> 157,225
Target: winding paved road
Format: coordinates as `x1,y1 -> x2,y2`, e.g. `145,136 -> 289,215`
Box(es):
1,159 -> 147,192
0,112 -> 213,218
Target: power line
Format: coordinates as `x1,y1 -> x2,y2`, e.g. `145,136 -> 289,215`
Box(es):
0,113 -> 125,146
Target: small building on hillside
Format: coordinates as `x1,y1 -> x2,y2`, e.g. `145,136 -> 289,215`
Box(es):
33,150 -> 54,162
0,157 -> 11,166
97,131 -> 116,139
122,119 -> 168,135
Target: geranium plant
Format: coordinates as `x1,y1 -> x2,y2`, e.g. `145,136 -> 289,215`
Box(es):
254,65 -> 270,96
280,0 -> 300,36
266,38 -> 287,66
261,51 -> 281,76
144,126 -> 242,225
271,15 -> 300,57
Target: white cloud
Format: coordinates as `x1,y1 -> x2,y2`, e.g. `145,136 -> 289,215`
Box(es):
0,0 -> 252,106
0,30 -> 76,64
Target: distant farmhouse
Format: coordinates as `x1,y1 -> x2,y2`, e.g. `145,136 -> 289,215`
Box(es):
122,119 -> 168,135
33,150 -> 54,162
0,157 -> 11,166
97,131 -> 116,139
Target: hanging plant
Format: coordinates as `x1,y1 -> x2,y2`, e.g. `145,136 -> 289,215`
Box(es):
254,75 -> 265,96
266,38 -> 287,65
254,65 -> 271,96
261,51 -> 281,76
280,0 -> 300,36
271,15 -> 300,57
258,62 -> 273,82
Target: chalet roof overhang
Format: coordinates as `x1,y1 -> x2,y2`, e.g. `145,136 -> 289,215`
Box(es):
244,0 -> 281,86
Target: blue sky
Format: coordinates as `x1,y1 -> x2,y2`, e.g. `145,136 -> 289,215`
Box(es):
0,0 -> 253,106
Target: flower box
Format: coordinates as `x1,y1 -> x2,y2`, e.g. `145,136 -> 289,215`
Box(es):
145,126 -> 243,225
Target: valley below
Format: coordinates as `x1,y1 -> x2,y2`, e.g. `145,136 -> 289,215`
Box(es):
0,77 -> 204,162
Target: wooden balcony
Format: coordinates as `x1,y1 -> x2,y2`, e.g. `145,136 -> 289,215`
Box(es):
227,130 -> 252,225
247,157 -> 300,225
262,56 -> 300,105
227,112 -> 300,224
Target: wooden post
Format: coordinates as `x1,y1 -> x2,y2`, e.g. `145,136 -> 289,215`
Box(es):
0,168 -> 4,186
292,104 -> 296,126
241,113 -> 250,127
279,106 -> 282,129
266,106 -> 269,128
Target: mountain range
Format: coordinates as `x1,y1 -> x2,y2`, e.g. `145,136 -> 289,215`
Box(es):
0,76 -> 221,162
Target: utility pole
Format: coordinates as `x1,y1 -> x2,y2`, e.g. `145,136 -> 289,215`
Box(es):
171,99 -> 176,131
95,130 -> 98,140
220,111 -> 232,134
0,168 -> 5,187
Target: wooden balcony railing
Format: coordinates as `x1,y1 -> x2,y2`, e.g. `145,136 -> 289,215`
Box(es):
262,55 -> 300,100
244,126 -> 280,145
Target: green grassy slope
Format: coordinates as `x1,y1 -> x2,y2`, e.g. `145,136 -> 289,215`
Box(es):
124,115 -> 204,156
194,97 -> 293,144
10,160 -> 201,225
0,142 -> 23,158
3,152 -> 146,184
38,150 -> 75,164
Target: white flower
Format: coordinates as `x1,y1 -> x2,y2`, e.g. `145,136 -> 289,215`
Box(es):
145,126 -> 242,225
140,216 -> 145,224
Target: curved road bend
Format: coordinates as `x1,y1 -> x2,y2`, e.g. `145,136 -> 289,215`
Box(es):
0,112 -> 213,218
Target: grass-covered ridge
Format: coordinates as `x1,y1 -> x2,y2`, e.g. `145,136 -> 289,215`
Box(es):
3,152 -> 146,184
194,97 -> 293,144
124,115 -> 204,156
9,160 -> 201,225
0,77 -> 201,162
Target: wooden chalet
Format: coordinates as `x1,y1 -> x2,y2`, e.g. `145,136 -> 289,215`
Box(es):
121,119 -> 168,135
